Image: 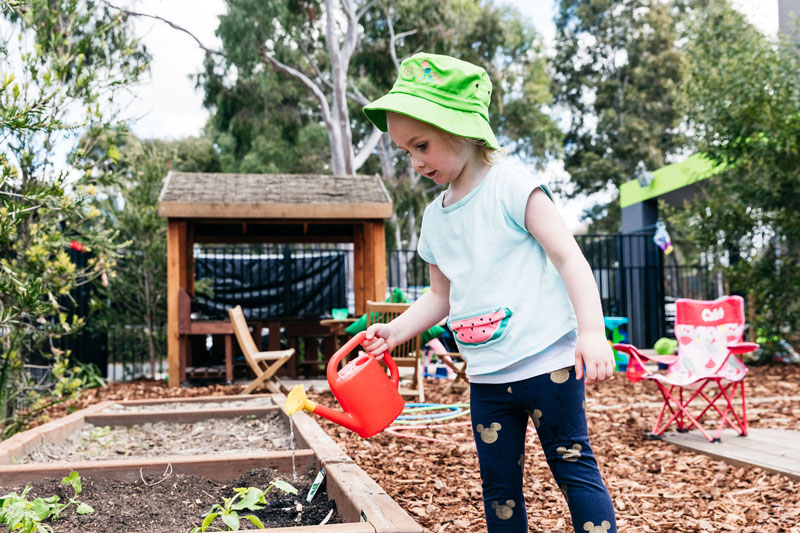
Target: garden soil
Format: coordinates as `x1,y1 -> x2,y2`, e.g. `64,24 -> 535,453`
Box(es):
23,410 -> 290,463
24,363 -> 800,532
0,468 -> 340,531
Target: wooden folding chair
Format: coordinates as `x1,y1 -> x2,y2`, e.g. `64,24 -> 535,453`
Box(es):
365,300 -> 424,402
614,296 -> 758,442
438,351 -> 468,395
228,305 -> 295,394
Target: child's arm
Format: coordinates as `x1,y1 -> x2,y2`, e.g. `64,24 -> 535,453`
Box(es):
362,264 -> 450,355
525,188 -> 615,384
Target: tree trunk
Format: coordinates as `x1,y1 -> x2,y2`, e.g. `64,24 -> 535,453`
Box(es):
378,133 -> 395,180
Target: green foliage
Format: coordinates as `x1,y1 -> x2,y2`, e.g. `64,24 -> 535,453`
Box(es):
190,481 -> 298,532
667,0 -> 800,357
1,355 -> 108,440
80,424 -> 114,449
197,1 -> 331,175
553,0 -> 689,230
0,1 -> 148,437
0,471 -> 94,533
80,131 -> 220,380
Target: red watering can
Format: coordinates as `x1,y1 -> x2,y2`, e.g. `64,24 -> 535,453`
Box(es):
284,331 -> 405,438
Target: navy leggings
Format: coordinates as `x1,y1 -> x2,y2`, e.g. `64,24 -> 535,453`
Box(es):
470,366 -> 617,532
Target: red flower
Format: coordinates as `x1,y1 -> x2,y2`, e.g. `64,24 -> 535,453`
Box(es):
70,240 -> 86,252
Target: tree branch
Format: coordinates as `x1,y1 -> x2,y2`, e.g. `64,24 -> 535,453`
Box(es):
348,80 -> 370,106
292,38 -> 334,91
102,1 -> 224,57
258,45 -> 335,136
356,0 -> 379,22
340,0 -> 359,66
353,127 -> 383,171
384,6 -> 418,70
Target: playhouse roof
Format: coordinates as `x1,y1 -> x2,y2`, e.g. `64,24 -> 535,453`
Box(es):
157,172 -> 393,219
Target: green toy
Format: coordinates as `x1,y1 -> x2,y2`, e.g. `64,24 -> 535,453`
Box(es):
654,337 -> 678,355
345,288 -> 445,344
603,317 -> 629,370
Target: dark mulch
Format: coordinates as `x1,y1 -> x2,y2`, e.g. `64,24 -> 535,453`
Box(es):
0,468 -> 340,532
20,363 -> 800,532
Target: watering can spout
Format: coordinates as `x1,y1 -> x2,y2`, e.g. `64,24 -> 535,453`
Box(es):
284,384 -> 316,416
284,384 -> 358,432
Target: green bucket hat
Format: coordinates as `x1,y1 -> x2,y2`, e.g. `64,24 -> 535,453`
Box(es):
363,53 -> 499,150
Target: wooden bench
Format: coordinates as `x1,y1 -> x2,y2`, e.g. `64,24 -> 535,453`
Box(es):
178,288 -> 235,384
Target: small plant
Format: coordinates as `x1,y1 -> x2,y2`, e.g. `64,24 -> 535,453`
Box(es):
191,480 -> 297,532
0,471 -> 94,533
80,425 -> 115,449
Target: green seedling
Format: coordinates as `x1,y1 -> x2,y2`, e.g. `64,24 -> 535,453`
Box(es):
190,480 -> 297,532
0,471 -> 94,533
81,425 -> 115,449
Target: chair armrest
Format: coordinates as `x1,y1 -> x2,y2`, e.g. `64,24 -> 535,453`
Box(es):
613,344 -> 676,368
640,352 -> 679,366
253,349 -> 295,361
728,342 -> 759,355
710,341 -> 759,372
438,351 -> 463,362
438,352 -> 465,372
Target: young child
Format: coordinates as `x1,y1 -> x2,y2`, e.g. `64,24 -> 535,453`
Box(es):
362,53 -> 618,533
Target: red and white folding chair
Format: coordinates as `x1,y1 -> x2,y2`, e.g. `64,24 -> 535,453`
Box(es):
614,296 -> 759,442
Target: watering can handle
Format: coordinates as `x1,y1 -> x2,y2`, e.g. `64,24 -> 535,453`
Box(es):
327,331 -> 399,387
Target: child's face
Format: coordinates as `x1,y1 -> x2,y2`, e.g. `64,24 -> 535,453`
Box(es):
386,112 -> 475,186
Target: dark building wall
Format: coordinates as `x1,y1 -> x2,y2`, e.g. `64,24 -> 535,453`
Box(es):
621,199 -> 658,234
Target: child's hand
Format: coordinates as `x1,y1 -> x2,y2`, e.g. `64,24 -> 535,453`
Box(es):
575,332 -> 616,384
362,323 -> 396,356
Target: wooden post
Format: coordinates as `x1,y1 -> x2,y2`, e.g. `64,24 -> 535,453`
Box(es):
186,223 -> 195,295
353,221 -> 387,315
366,220 -> 386,303
353,223 -> 366,316
167,220 -> 188,387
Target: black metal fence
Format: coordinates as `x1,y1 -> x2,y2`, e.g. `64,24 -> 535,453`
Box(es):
386,249 -> 430,301
56,236 -> 720,380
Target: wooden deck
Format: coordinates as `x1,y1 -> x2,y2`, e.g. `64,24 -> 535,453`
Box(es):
660,428 -> 800,480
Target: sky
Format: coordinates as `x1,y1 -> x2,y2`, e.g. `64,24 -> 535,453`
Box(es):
118,0 -> 772,232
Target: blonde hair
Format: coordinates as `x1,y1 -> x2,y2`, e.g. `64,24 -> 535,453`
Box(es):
449,134 -> 502,164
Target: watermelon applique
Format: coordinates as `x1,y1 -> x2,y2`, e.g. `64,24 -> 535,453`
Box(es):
449,307 -> 512,346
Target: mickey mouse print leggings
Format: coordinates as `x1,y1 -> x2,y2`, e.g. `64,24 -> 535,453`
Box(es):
470,366 -> 617,533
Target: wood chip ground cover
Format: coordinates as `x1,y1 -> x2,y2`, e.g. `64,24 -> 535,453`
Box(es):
25,364 -> 800,532
0,468 -> 341,531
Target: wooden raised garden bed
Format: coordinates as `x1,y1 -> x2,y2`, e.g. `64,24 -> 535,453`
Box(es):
0,394 -> 422,532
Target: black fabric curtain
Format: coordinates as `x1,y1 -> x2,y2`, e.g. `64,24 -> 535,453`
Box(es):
194,247 -> 347,319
